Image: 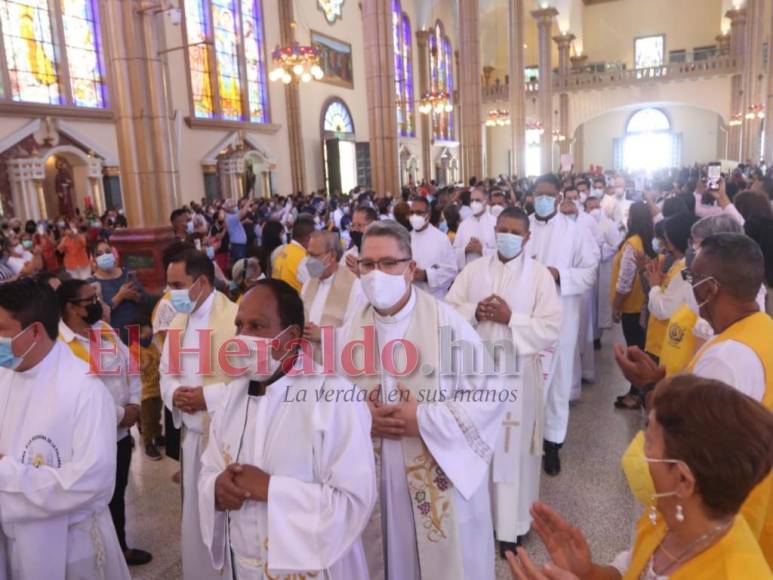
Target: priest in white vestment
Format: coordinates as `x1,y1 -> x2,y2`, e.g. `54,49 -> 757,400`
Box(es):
452,187 -> 497,269
199,280 -> 376,578
526,175 -> 599,476
585,196 -> 622,344
446,207 -> 562,555
339,220 -> 507,580
0,278 -> 130,580
407,198 -> 458,300
160,249 -> 238,580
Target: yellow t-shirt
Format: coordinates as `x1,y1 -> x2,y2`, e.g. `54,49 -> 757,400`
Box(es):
660,304 -> 699,376
644,257 -> 685,358
610,235 -> 646,314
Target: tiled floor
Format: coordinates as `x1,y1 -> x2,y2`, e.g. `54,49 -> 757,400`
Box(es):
127,326 -> 643,579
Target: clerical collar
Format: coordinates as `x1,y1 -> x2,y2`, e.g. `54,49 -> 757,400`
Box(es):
534,213 -> 557,224
374,288 -> 416,325
248,352 -> 300,396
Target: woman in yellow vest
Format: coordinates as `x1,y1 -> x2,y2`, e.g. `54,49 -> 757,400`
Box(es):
507,374 -> 773,580
660,214 -> 744,377
643,213 -> 698,368
610,202 -> 656,410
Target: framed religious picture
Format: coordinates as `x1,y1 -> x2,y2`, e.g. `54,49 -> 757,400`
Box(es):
311,30 -> 354,89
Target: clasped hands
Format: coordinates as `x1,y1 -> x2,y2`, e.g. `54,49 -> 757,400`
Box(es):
475,294 -> 512,324
172,386 -> 207,414
367,383 -> 420,440
214,463 -> 270,511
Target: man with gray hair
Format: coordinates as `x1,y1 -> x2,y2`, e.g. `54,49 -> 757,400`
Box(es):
339,219 -> 506,580
300,230 -> 362,360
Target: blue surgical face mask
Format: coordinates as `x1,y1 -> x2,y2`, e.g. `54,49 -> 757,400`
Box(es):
534,195 -> 556,218
496,232 -> 524,260
95,253 -> 115,270
170,279 -> 201,314
186,220 -> 194,234
0,326 -> 36,370
652,239 -> 663,254
205,246 -> 215,260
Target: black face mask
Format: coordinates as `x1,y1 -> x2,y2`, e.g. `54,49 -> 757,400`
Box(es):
350,230 -> 363,251
83,302 -> 103,325
140,336 -> 153,348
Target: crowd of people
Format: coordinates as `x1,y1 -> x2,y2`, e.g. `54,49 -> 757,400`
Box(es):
0,161 -> 771,579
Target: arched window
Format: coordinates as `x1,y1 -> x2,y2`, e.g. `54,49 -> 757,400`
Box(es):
622,108 -> 677,170
0,0 -> 108,108
323,99 -> 354,134
429,21 -> 453,142
392,0 -> 414,138
184,0 -> 269,123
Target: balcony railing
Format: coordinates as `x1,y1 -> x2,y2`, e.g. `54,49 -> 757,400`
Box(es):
481,55 -> 739,103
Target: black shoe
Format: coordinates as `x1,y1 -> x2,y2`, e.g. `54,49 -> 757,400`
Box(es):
145,444 -> 162,461
543,441 -> 561,476
124,548 -> 153,566
593,338 -> 602,351
154,435 -> 166,447
498,537 -> 522,559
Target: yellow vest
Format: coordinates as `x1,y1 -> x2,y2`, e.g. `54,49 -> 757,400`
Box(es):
610,235 -> 647,314
644,257 -> 685,358
661,304 -> 699,377
272,242 -> 306,293
687,311 -> 773,567
625,513 -> 772,579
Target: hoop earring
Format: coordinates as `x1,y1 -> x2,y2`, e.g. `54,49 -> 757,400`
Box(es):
676,504 -> 685,523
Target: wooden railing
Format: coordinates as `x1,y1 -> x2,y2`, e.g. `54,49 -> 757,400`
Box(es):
481,55 -> 739,103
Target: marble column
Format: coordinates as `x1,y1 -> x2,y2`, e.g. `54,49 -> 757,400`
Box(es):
726,7 -> 746,161
553,32 -> 574,157
278,0 -> 306,194
362,0 -> 399,196
742,0 -> 760,162
416,30 -> 432,182
532,7 -> 557,174
459,0 -> 483,181
508,0 -> 526,177
765,0 -> 773,163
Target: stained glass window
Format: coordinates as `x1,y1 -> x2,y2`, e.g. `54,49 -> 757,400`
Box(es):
184,0 -> 215,118
0,0 -> 108,108
391,0 -> 413,138
430,21 -> 453,141
184,0 -> 269,123
60,0 -> 107,107
401,13 -> 414,137
323,99 -> 354,134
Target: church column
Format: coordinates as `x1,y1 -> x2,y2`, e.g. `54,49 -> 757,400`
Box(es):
362,0 -> 399,196
508,0 -> 526,177
765,0 -> 773,162
459,0 -> 483,181
278,0 -> 306,193
532,7 -> 557,173
726,7 -> 747,161
87,156 -> 106,216
416,30 -> 432,182
553,32 -> 574,158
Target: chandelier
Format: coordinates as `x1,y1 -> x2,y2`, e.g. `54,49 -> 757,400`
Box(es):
526,120 -> 544,134
729,113 -> 743,127
485,110 -> 510,127
269,41 -> 324,84
745,104 -> 765,120
419,91 -> 453,115
552,130 -> 566,143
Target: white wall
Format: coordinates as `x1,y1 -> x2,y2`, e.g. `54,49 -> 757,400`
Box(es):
579,104 -> 722,169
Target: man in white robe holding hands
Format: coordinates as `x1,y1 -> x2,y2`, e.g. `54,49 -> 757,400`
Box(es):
199,279 -> 376,578
527,174 -> 599,476
0,278 -> 130,579
446,207 -> 562,557
340,220 -> 507,580
407,197 -> 458,299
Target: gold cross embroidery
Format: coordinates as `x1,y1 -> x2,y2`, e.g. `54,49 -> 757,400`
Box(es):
502,412 -> 519,454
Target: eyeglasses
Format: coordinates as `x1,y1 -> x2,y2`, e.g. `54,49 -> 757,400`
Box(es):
69,295 -> 99,306
357,257 -> 411,274
681,269 -> 716,286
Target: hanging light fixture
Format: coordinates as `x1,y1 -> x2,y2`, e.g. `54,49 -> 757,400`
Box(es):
526,120 -> 544,135
552,129 -> 566,142
269,40 -> 323,84
485,110 -> 510,127
419,91 -> 453,115
745,104 -> 765,120
729,113 -> 743,127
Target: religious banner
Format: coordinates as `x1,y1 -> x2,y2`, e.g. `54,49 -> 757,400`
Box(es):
311,30 -> 354,89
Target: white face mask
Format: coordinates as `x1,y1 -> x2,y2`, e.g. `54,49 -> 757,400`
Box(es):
408,214 -> 427,231
470,200 -> 485,215
589,208 -> 602,221
489,204 -> 505,218
361,269 -> 408,310
237,327 -> 291,382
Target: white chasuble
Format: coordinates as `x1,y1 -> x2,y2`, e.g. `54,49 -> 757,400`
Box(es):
446,254 -> 562,540
340,287 -> 506,580
198,360 -> 376,579
410,224 -> 459,300
0,342 -> 130,580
